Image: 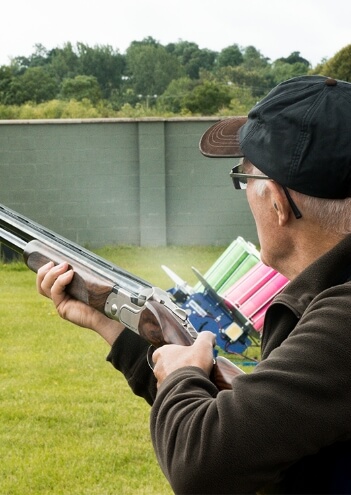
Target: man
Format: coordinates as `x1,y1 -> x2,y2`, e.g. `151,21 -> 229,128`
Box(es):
38,75 -> 351,494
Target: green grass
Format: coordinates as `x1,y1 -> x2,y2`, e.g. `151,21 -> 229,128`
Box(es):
0,245 -> 230,495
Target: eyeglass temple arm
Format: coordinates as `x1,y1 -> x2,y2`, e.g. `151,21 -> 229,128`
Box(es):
282,186 -> 302,219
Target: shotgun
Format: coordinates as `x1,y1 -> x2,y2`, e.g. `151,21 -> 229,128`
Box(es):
0,203 -> 244,389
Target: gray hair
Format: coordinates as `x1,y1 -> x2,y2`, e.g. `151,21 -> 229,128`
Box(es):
294,193 -> 351,235
248,161 -> 351,235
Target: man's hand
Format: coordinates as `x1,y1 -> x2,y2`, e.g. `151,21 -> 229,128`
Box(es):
152,331 -> 216,387
37,261 -> 125,345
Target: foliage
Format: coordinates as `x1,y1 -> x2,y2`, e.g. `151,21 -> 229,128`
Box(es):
0,38 -> 349,118
226,85 -> 258,116
158,76 -> 197,113
46,42 -> 80,80
241,45 -> 270,70
125,39 -> 184,100
60,75 -> 102,103
217,44 -> 244,68
182,80 -> 232,115
312,44 -> 351,82
0,65 -> 14,102
270,60 -> 312,85
75,42 -> 126,99
165,40 -> 217,79
214,65 -> 273,98
4,66 -> 59,105
0,99 -> 104,119
275,51 -> 311,67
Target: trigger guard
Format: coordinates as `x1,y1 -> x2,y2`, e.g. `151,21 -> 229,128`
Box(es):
146,345 -> 156,370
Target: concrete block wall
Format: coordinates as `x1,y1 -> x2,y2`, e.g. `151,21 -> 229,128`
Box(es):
0,118 -> 258,248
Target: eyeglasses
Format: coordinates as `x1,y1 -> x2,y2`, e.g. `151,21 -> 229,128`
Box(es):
230,164 -> 302,219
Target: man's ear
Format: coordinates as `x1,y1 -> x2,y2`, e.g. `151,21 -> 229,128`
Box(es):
266,181 -> 290,226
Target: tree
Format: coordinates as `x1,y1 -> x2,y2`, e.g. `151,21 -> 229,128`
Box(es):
215,65 -> 274,98
129,36 -> 160,48
9,44 -> 51,75
26,43 -> 51,67
0,37 -> 347,118
60,75 -> 102,103
166,41 -> 217,79
314,44 -> 351,82
217,44 -> 244,68
275,51 -> 310,68
5,66 -> 59,104
226,84 -> 258,115
125,41 -> 184,102
182,80 -> 232,115
270,61 -> 309,85
158,77 -> 196,113
75,43 -> 126,99
46,43 -> 80,80
9,57 -> 31,75
0,65 -> 14,103
242,45 -> 270,70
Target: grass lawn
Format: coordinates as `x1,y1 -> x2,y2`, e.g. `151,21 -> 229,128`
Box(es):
0,245 -> 230,494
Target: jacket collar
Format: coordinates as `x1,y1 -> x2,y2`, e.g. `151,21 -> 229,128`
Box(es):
261,235 -> 351,354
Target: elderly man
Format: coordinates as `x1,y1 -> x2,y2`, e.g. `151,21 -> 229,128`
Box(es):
38,75 -> 351,494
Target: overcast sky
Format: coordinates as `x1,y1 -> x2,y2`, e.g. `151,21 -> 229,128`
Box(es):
1,0 -> 350,68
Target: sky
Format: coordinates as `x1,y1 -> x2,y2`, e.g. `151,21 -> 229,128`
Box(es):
1,0 -> 350,68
